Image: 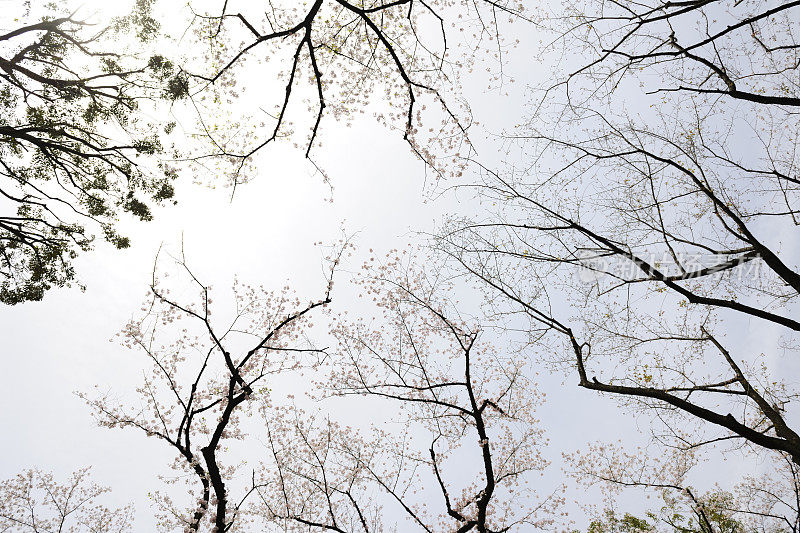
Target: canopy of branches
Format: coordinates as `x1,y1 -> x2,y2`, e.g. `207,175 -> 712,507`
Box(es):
2,1 -> 800,533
